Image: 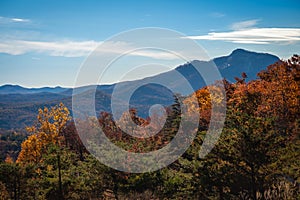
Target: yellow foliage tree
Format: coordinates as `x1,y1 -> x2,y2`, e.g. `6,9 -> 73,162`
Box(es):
17,103 -> 71,164
183,83 -> 225,130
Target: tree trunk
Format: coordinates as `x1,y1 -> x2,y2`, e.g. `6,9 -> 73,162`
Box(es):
57,153 -> 63,199
250,164 -> 257,200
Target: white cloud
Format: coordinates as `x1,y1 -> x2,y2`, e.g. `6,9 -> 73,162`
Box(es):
185,28 -> 300,44
230,19 -> 259,30
0,39 -> 178,59
11,18 -> 31,23
0,16 -> 31,24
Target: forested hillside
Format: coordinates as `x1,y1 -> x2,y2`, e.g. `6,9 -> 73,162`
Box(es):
0,55 -> 299,199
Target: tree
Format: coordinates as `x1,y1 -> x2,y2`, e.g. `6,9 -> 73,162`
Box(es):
16,103 -> 71,199
17,103 -> 71,164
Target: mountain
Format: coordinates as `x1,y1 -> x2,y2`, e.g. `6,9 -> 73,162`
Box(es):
214,48 -> 279,82
0,49 -> 280,130
125,49 -> 279,95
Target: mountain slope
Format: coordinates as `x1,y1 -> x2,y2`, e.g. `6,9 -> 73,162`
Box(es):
214,49 -> 279,82
129,49 -> 279,94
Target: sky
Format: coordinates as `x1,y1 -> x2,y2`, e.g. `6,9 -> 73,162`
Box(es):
0,0 -> 299,87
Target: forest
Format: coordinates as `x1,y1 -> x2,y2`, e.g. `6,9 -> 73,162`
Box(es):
0,55 -> 299,199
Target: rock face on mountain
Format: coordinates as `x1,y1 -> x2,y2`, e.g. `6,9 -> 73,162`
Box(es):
0,49 -> 280,130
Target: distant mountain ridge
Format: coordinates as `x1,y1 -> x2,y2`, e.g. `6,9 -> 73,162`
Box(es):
0,49 -> 280,130
0,84 -> 69,95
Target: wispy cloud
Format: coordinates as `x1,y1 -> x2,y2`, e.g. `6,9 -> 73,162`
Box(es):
185,28 -> 300,44
230,19 -> 259,30
0,40 -> 100,57
11,18 -> 31,23
0,16 -> 31,24
210,12 -> 226,18
94,41 -> 178,60
31,57 -> 41,60
129,49 -> 178,60
0,39 -> 178,59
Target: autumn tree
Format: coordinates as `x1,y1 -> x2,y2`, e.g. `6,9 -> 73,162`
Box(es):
16,103 -> 71,199
17,103 -> 71,164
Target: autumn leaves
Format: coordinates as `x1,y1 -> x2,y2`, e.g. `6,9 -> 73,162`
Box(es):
17,103 -> 71,164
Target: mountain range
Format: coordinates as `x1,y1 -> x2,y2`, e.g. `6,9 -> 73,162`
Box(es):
0,49 -> 279,130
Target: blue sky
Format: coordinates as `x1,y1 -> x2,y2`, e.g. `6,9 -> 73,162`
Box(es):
0,0 -> 299,87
